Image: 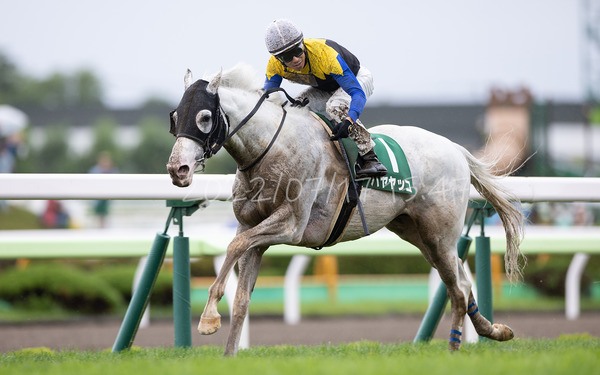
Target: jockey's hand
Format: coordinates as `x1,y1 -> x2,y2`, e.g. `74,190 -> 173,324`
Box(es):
330,119 -> 352,141
291,97 -> 309,107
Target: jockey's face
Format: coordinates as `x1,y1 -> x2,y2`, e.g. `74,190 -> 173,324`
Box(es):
284,52 -> 305,71
276,43 -> 306,71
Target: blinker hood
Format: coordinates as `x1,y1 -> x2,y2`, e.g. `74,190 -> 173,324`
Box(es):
169,79 -> 228,159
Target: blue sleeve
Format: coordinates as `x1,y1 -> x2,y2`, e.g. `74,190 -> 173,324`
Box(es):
332,55 -> 366,122
264,74 -> 283,90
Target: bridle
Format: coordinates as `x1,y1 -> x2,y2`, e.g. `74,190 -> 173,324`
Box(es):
170,81 -> 306,172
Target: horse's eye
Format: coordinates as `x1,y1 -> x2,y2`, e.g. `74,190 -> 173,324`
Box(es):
196,110 -> 213,133
169,110 -> 178,135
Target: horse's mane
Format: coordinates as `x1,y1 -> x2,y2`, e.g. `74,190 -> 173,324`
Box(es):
203,63 -> 263,93
203,63 -> 290,110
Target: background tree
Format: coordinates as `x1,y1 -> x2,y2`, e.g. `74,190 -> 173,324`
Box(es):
33,124 -> 74,172
74,70 -> 103,108
0,51 -> 105,110
127,116 -> 174,173
0,53 -> 21,103
79,117 -> 122,172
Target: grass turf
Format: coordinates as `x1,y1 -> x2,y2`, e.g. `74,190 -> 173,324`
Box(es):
1,336 -> 598,375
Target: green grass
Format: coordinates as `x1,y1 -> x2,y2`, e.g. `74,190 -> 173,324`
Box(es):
0,336 -> 598,375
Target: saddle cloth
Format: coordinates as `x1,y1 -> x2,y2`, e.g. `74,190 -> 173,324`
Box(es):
311,112 -> 415,195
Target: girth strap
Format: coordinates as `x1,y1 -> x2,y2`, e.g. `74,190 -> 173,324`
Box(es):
314,180 -> 363,249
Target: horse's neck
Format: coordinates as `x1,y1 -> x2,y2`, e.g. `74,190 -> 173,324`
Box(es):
220,88 -> 285,167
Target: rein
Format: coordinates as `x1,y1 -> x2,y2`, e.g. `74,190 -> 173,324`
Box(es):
238,106 -> 287,172
223,87 -> 302,143
221,87 -> 305,172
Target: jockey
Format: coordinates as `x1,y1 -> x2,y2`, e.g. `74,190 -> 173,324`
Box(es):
263,19 -> 387,179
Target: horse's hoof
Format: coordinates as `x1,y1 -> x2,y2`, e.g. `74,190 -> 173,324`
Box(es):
493,323 -> 514,341
198,316 -> 221,335
448,341 -> 461,351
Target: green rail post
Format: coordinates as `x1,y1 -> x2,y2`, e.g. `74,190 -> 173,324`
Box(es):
173,236 -> 192,347
112,199 -> 205,352
112,232 -> 170,352
474,202 -> 495,341
169,201 -> 194,347
168,200 -> 204,348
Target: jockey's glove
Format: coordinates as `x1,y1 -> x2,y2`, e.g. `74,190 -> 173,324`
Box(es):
291,97 -> 309,107
330,119 -> 352,140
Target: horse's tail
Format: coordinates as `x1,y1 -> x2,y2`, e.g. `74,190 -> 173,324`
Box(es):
459,146 -> 526,282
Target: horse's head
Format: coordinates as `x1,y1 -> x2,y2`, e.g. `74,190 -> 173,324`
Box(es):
167,70 -> 228,187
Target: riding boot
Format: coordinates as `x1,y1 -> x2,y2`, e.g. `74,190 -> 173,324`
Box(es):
356,149 -> 388,179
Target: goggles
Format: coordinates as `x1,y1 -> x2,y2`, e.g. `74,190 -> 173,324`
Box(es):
276,43 -> 304,63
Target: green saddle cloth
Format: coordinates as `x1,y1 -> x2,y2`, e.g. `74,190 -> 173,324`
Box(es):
362,134 -> 415,194
315,113 -> 415,195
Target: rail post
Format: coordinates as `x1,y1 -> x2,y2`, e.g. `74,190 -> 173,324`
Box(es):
168,200 -> 205,348
112,199 -> 204,352
112,232 -> 170,352
474,202 -> 495,341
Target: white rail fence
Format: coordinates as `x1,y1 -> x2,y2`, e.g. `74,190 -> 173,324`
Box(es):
1,174 -> 600,202
1,174 -> 599,345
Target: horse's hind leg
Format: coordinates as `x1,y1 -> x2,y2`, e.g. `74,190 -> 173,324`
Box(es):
440,253 -> 471,350
388,215 -> 471,350
466,292 -> 514,341
224,247 -> 266,356
421,244 -> 471,350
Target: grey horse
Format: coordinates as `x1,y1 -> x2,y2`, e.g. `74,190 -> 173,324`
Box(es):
167,64 -> 525,356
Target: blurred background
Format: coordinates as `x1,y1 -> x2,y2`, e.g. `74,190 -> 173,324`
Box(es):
0,0 -> 599,327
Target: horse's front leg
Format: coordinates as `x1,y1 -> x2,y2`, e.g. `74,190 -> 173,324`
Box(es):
198,231 -> 249,335
224,247 -> 266,356
199,205 -> 298,337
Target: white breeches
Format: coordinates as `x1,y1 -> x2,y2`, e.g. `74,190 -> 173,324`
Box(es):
297,67 -> 375,155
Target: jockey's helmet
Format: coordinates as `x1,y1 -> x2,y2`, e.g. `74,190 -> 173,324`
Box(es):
265,19 -> 303,55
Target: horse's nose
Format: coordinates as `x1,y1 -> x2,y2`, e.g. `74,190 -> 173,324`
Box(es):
176,165 -> 190,180
167,163 -> 176,178
167,163 -> 191,186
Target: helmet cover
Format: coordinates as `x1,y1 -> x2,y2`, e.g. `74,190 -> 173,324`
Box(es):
265,19 -> 303,55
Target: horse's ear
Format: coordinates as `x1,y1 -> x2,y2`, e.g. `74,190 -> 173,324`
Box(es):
207,69 -> 222,95
184,69 -> 193,90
